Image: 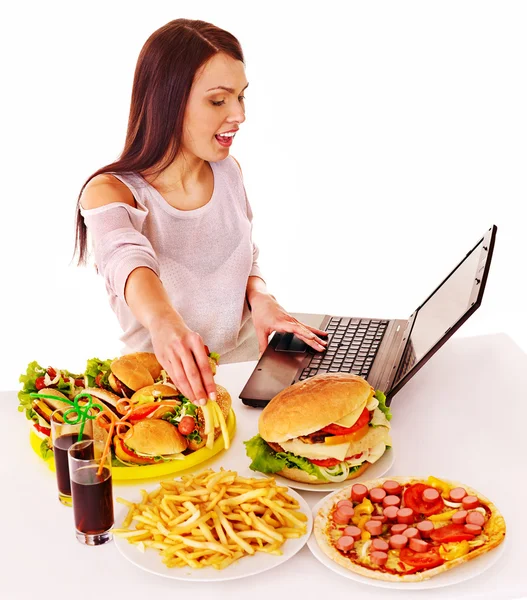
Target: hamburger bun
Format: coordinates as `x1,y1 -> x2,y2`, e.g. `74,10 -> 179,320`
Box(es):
83,387 -> 122,411
259,373 -> 373,443
110,357 -> 155,392
126,352 -> 163,380
131,383 -> 179,404
276,461 -> 371,485
123,419 -> 188,456
187,385 -> 232,451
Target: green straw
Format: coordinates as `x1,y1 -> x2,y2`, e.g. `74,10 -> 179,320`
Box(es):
30,391 -> 105,441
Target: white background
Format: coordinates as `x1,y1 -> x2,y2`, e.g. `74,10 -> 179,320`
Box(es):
2,0 -> 525,390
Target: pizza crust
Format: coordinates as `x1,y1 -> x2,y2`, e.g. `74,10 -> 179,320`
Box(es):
313,476 -> 506,583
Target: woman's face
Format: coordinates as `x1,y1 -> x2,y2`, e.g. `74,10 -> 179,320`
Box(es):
183,52 -> 248,162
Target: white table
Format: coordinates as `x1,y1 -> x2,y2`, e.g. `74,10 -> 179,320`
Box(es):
1,333 -> 526,600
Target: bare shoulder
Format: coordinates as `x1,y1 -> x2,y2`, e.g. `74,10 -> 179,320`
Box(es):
230,156 -> 243,176
80,173 -> 136,210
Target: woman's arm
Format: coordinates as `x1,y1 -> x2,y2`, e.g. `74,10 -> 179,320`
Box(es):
124,267 -> 217,404
81,177 -> 215,405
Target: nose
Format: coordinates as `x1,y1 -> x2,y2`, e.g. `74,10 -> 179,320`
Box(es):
228,101 -> 246,126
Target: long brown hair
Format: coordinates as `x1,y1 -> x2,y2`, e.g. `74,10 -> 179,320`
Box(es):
73,19 -> 244,265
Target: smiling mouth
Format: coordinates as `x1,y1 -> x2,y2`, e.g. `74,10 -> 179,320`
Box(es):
215,131 -> 237,140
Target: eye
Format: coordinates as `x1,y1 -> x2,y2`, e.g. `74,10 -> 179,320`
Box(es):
211,100 -> 225,106
239,96 -> 245,102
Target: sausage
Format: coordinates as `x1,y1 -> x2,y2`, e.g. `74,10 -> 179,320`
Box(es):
391,523 -> 408,535
369,488 -> 387,503
371,550 -> 388,566
389,534 -> 408,549
343,525 -> 362,541
397,507 -> 415,525
336,535 -> 355,552
382,480 -> 402,495
351,483 -> 369,503
452,510 -> 468,524
372,515 -> 388,523
422,487 -> 440,502
383,495 -> 401,508
462,495 -> 479,510
333,509 -> 352,525
372,538 -> 389,552
402,527 -> 420,539
416,520 -> 434,537
365,520 -> 383,536
337,499 -> 354,511
384,506 -> 399,520
466,511 -> 485,527
337,504 -> 355,518
409,538 -> 430,553
464,524 -> 482,536
450,487 -> 467,503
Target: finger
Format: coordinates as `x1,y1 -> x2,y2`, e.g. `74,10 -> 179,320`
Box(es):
256,328 -> 271,357
192,343 -> 217,402
286,323 -> 327,351
166,355 -> 195,402
180,350 -> 208,406
305,325 -> 329,338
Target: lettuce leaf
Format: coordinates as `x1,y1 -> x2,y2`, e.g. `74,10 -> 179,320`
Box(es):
244,434 -> 324,480
374,389 -> 392,421
209,352 -> 220,364
40,438 -> 53,460
18,361 -> 46,419
84,357 -> 114,389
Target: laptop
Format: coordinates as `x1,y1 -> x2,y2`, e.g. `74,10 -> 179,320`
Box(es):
240,225 -> 497,408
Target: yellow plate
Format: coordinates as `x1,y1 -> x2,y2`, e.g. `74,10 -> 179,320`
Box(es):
29,409 -> 236,481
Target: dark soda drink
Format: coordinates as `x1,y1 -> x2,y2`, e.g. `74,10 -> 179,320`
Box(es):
71,466 -> 114,534
53,433 -> 92,495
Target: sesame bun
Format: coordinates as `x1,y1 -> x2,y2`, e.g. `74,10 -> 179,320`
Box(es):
276,461 -> 371,485
258,373 -> 373,443
123,419 -> 188,456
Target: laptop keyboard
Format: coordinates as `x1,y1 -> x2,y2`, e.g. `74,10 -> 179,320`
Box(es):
298,317 -> 389,381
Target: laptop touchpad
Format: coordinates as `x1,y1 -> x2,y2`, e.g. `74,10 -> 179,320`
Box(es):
275,332 -> 308,353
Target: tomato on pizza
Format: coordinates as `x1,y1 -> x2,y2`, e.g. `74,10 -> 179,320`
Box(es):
313,476 -> 506,582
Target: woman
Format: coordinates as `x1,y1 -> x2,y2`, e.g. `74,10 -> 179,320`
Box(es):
75,19 -> 327,406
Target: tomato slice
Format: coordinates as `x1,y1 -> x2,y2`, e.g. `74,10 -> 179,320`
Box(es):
129,405 -> 161,424
404,483 -> 445,516
399,547 -> 444,569
34,423 -> 51,436
116,438 -> 158,463
324,423 -> 369,446
321,407 -> 371,436
430,524 -> 475,543
47,368 -> 57,378
35,377 -> 46,391
310,457 -> 341,467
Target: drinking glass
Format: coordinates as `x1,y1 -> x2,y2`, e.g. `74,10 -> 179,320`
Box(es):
68,439 -> 114,546
50,409 -> 93,506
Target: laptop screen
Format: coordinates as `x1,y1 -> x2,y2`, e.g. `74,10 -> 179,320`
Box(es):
390,226 -> 496,394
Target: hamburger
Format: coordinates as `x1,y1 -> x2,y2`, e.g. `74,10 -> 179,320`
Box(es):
84,351 -> 220,397
112,384 -> 232,465
244,373 -> 392,484
114,419 -> 189,465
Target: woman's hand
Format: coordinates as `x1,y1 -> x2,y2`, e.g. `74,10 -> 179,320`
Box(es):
249,291 -> 328,356
148,312 -> 216,406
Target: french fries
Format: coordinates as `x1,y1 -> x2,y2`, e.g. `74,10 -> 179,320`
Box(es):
114,469 -> 308,570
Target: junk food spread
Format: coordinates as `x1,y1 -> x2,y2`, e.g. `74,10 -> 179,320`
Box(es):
313,476 -> 506,582
113,468 -> 309,570
244,374 -> 391,484
18,351 -> 235,478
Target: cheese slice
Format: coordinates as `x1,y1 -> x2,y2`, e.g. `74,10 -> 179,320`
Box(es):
281,425 -> 391,461
334,390 -> 374,427
280,439 -> 352,461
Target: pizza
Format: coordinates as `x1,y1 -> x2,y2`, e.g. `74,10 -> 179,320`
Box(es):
313,476 -> 506,582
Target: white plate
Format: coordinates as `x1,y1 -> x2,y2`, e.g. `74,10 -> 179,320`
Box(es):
308,492 -> 506,590
113,483 -> 313,582
267,447 -> 395,492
